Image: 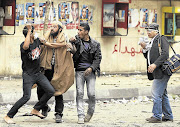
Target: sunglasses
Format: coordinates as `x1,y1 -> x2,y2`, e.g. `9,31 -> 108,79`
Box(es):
146,29 -> 155,32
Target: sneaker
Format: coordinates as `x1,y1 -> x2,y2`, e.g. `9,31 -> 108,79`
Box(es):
84,114 -> 93,122
146,116 -> 154,121
42,106 -> 51,117
78,117 -> 84,124
146,117 -> 161,123
55,114 -> 62,123
162,116 -> 173,122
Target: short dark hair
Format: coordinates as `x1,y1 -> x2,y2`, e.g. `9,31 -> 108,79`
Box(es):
80,23 -> 90,32
23,25 -> 34,37
28,6 -> 32,9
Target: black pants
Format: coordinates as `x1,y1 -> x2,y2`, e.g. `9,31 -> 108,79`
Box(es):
7,72 -> 55,118
37,67 -> 64,117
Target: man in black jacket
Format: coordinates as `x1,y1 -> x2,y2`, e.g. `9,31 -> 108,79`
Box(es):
68,23 -> 102,124
140,23 -> 173,123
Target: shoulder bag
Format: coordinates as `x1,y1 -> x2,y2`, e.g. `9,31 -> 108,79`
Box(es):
158,36 -> 180,76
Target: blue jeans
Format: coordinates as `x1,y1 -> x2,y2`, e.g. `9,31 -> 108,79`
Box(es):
76,71 -> 96,118
152,74 -> 173,120
7,72 -> 55,118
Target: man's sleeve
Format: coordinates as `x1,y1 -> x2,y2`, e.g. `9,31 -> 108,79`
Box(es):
37,38 -> 44,45
90,43 -> 102,71
154,36 -> 169,67
143,52 -> 148,59
70,40 -> 78,54
20,42 -> 30,54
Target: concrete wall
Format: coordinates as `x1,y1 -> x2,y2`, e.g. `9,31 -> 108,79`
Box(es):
0,0 -> 180,76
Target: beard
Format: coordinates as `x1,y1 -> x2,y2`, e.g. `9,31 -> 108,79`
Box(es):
51,30 -> 59,38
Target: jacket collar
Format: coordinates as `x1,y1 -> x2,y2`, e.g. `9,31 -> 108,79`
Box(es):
79,36 -> 92,54
153,34 -> 160,42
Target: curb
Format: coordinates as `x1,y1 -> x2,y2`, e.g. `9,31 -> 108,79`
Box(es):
1,85 -> 180,105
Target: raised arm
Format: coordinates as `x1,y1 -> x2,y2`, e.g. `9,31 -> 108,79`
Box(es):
23,25 -> 32,50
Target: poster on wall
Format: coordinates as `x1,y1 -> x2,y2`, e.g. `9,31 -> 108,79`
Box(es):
103,4 -> 114,28
35,3 -> 45,24
87,5 -> 94,24
15,5 -> 19,26
58,2 -> 70,25
18,4 -> 25,25
49,2 -> 56,22
140,8 -> 148,27
148,9 -> 157,24
70,2 -> 79,24
25,3 -> 35,24
16,4 -> 25,26
80,5 -> 89,23
79,5 -> 94,24
66,2 -> 79,29
128,9 -> 139,28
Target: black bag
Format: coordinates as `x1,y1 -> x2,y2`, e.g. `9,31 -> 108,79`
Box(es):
161,54 -> 180,76
158,37 -> 180,76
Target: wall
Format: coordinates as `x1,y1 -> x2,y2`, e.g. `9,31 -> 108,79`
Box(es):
0,0 -> 180,76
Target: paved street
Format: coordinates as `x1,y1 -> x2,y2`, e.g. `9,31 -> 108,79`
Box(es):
0,98 -> 180,127
0,73 -> 180,126
1,73 -> 180,104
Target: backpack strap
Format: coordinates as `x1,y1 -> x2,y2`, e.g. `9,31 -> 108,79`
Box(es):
158,35 -> 176,55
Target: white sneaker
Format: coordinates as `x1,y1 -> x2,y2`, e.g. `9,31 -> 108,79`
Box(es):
78,117 -> 84,124
84,114 -> 92,122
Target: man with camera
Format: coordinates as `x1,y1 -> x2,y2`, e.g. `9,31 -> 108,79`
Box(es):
4,24 -> 55,124
140,23 -> 173,123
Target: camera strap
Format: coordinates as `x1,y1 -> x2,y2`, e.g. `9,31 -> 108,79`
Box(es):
158,35 -> 176,56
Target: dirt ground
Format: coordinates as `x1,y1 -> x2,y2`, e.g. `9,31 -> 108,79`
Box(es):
0,99 -> 180,127
0,73 -> 180,126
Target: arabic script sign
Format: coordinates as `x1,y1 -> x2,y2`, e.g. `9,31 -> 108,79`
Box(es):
112,38 -> 142,57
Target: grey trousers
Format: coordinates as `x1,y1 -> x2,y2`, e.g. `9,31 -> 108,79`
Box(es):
75,71 -> 96,118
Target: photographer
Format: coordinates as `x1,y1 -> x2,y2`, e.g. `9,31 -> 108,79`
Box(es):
140,23 -> 173,123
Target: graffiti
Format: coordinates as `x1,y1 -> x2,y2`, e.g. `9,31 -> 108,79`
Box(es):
112,38 -> 142,57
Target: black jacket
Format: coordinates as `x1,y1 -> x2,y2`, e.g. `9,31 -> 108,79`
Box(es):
71,36 -> 102,76
143,34 -> 169,80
